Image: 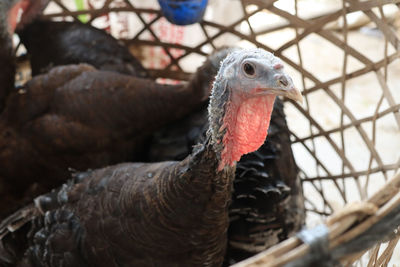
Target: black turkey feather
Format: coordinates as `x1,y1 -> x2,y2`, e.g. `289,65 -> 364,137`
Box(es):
0,48 -> 304,267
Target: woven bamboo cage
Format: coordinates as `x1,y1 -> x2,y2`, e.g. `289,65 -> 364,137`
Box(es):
18,0 -> 400,265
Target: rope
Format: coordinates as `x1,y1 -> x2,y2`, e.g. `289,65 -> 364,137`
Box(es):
285,224 -> 340,267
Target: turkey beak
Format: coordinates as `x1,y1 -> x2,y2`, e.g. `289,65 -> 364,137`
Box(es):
284,87 -> 303,103
273,74 -> 303,103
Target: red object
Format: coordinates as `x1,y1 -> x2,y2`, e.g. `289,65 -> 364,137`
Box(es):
7,0 -> 30,33
220,94 -> 275,170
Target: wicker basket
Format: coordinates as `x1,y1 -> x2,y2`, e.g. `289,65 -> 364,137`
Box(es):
22,0 -> 400,265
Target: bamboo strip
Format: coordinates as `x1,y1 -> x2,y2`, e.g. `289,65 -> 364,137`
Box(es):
233,172 -> 400,267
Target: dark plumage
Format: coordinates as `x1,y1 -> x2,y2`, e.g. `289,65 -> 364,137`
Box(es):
1,0 -> 232,218
0,49 -> 303,266
0,1 -> 16,112
0,1 -> 231,217
4,2 -> 304,264
16,18 -> 305,259
1,0 -> 51,113
17,19 -> 149,78
148,98 -> 305,265
226,99 -> 305,264
0,27 -> 14,113
0,59 -> 223,217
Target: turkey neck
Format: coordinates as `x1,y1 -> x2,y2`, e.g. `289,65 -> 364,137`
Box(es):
0,15 -> 15,113
162,67 -> 277,218
153,74 -> 237,238
169,70 -> 241,209
136,76 -> 236,265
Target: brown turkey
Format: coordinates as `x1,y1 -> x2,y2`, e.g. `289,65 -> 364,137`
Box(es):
17,16 -> 305,263
0,48 -> 303,266
0,0 -> 229,218
17,16 -> 305,262
6,1 -> 304,264
7,1 -> 305,264
148,98 -> 305,265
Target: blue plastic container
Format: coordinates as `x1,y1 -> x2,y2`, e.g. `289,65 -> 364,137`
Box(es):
157,0 -> 208,26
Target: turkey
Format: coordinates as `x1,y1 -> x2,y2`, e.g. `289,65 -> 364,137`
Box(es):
0,0 -> 49,111
18,17 -> 305,265
0,0 -> 229,217
0,48 -> 303,266
17,16 -> 305,262
0,8 -> 14,112
6,1 -> 305,263
17,19 -> 149,78
148,98 -> 305,265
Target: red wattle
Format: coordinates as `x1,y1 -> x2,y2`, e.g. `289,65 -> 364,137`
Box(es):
7,0 -> 30,34
7,4 -> 19,33
219,95 -> 276,170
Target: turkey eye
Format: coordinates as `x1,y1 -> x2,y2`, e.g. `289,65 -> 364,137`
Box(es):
243,63 -> 255,77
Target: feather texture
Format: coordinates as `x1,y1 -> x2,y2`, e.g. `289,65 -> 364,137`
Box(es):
0,48 -> 303,267
1,8 -> 232,217
0,0 -> 16,112
18,20 -> 149,78
0,58 -> 222,217
148,99 -> 305,265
